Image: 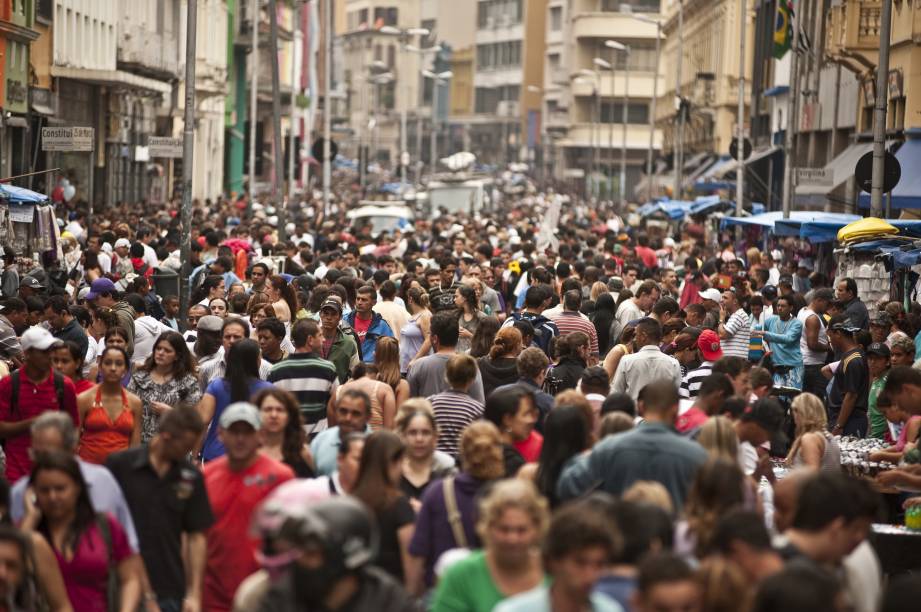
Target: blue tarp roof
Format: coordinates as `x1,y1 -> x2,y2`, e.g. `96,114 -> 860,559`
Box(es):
0,184 -> 48,204
720,211 -> 861,233
639,196 -> 764,220
858,131 -> 921,209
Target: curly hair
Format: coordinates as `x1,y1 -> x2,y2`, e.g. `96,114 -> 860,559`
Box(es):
488,327 -> 523,360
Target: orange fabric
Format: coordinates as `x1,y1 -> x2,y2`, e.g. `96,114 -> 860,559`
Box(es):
78,390 -> 133,464
235,249 -> 248,282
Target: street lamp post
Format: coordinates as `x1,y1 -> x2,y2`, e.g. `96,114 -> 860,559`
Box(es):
577,69 -> 599,199
527,84 -> 545,181
380,26 -> 430,188
673,0 -> 685,199
604,40 -> 628,207
628,14 -> 662,202
422,69 -> 452,177
593,58 -> 612,199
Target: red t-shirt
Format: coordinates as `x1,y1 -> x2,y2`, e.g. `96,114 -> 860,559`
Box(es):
55,513 -> 133,612
353,314 -> 373,346
0,371 -> 79,482
675,406 -> 708,434
513,430 -> 544,463
634,245 -> 658,270
203,454 -> 293,612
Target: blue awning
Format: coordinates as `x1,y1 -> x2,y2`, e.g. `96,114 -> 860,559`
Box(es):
720,211 -> 860,232
0,184 -> 48,203
764,86 -> 790,97
773,213 -> 862,242
858,130 -> 921,209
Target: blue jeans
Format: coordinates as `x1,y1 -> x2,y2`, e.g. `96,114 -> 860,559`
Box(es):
828,407 -> 868,437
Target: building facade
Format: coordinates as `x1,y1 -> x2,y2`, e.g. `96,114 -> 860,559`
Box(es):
548,0 -> 664,200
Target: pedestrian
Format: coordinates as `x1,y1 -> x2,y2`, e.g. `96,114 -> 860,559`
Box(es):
106,405 -> 213,612
0,327 -> 79,481
496,499 -> 623,612
198,338 -> 272,462
77,345 -> 142,464
202,402 -> 293,612
786,392 -> 841,471
718,289 -> 751,359
612,318 -> 682,400
531,405 -> 592,508
551,332 -> 590,392
43,294 -> 89,359
395,401 -> 456,503
406,420 -> 504,594
826,316 -> 870,437
317,296 -> 359,383
835,277 -> 869,331
128,330 -> 202,443
408,311 -> 486,402
344,284 -> 395,363
253,387 -> 315,477
375,336 -> 411,410
630,554 -> 702,612
431,479 -> 547,612
255,317 -> 288,364
680,329 -> 722,399
267,318 -> 339,435
198,318 -> 271,391
557,380 -> 707,510
400,286 -> 433,373
429,354 -> 485,457
493,347 -> 555,425
552,290 -> 600,359
21,450 -> 142,612
51,340 -> 93,394
311,389 -> 373,476
756,295 -> 804,389
351,431 -> 416,583
483,385 -> 541,473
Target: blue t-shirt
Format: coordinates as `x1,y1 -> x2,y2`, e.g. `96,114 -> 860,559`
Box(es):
202,378 -> 273,461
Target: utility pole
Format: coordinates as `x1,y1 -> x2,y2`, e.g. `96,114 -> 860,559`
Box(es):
179,0 -> 198,322
647,20 -> 661,202
268,0 -> 286,241
247,0 -> 259,217
673,0 -> 684,199
870,0 -> 893,217
781,7 -> 800,218
430,80 -> 438,174
322,0 -> 332,217
736,0 -> 746,217
288,1 -> 300,205
620,47 -> 630,208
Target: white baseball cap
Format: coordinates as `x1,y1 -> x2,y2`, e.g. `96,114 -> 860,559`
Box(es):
114,238 -> 131,249
219,402 -> 261,430
699,288 -> 723,302
21,327 -> 62,352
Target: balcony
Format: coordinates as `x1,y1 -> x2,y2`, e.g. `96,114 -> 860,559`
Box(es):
571,12 -> 659,40
826,0 -> 880,74
558,123 -> 662,150
571,72 -> 662,100
546,110 -> 570,130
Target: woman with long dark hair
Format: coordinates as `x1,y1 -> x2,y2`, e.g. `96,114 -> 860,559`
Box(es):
592,292 -> 617,356
468,315 -> 501,359
196,339 -> 273,461
21,451 -> 141,612
128,331 -> 201,443
531,405 -> 592,507
484,385 -> 542,473
266,275 -> 297,323
455,285 -> 486,354
351,431 -> 415,585
396,400 -> 456,503
77,346 -> 142,464
52,340 -> 93,394
252,387 -> 314,477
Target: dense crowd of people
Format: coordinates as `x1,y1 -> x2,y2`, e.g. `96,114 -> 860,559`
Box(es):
0,188 -> 917,612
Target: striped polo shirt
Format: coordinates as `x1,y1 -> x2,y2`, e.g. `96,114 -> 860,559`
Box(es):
680,361 -> 714,399
429,389 -> 484,457
268,352 -> 339,431
722,308 -> 752,359
551,311 -> 600,355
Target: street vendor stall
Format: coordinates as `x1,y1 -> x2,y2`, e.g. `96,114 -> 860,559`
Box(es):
0,184 -> 60,260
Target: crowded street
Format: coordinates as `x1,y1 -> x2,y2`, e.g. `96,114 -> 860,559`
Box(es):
0,0 -> 921,611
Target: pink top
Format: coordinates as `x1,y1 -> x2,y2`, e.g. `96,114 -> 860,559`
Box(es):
513,430 -> 544,463
53,513 -> 133,612
895,416 -> 921,452
675,406 -> 708,434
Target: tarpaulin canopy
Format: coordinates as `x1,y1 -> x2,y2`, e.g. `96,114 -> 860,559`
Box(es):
694,156 -> 735,190
720,211 -> 859,232
858,129 -> 921,209
772,213 -> 863,242
0,184 -> 49,204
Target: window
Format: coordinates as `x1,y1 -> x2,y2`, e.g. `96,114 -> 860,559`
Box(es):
601,102 -> 650,124
37,0 -> 52,21
548,53 -> 560,69
387,45 -> 396,67
373,7 -> 398,27
421,19 -> 436,47
550,6 -> 562,31
475,87 -> 499,113
603,0 -> 660,11
476,41 -> 522,70
359,8 -> 369,27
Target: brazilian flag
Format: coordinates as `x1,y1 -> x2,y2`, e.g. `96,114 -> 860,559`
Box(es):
773,0 -> 793,59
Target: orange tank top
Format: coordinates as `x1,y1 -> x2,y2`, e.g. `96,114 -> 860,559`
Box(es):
77,387 -> 134,465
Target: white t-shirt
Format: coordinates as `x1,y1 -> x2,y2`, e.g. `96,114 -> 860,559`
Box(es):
798,306 -> 829,366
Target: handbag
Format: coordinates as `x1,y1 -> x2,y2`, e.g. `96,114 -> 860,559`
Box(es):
95,514 -> 121,612
442,477 -> 468,549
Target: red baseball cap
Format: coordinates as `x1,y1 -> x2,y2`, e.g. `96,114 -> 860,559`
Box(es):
698,329 -> 723,361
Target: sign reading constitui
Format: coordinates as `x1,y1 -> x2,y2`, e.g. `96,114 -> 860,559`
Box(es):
41,127 -> 94,152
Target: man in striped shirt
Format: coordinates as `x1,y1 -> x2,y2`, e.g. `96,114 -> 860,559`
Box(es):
268,319 -> 338,435
429,353 -> 484,458
551,290 -> 599,359
680,329 -> 723,399
719,290 -> 751,359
